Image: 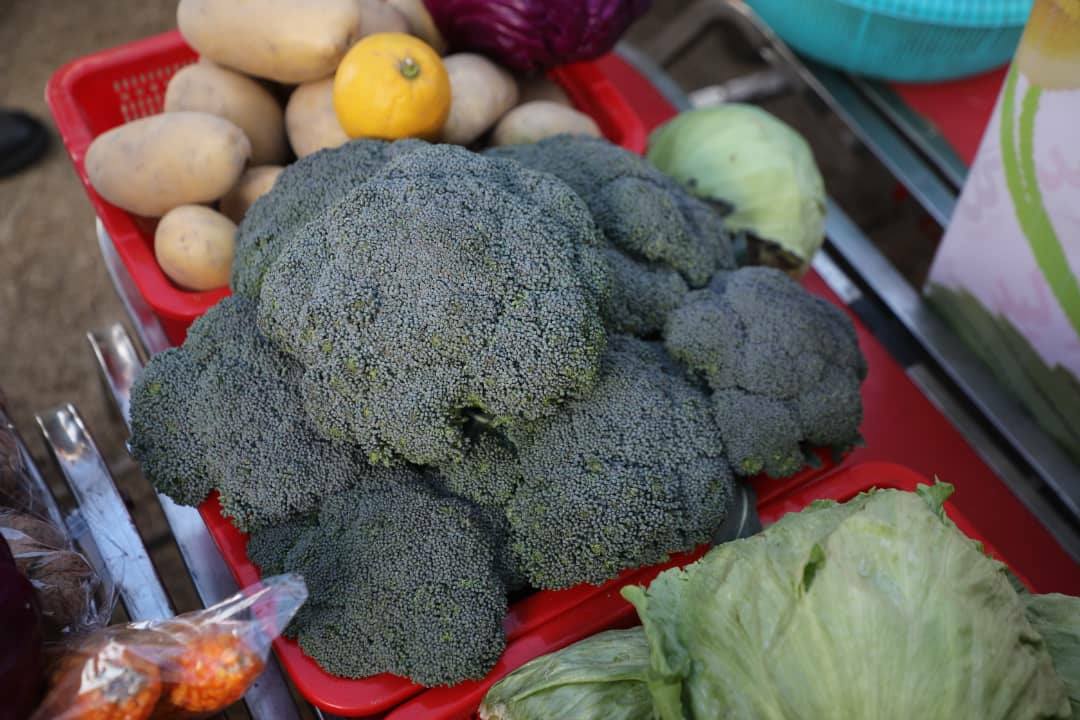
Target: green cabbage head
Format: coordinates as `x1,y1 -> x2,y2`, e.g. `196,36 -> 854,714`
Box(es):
648,104 -> 825,274
478,628 -> 653,720
622,483 -> 1073,720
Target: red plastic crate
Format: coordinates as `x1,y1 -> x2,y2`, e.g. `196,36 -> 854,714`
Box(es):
45,31 -> 647,345
385,461 -> 1020,720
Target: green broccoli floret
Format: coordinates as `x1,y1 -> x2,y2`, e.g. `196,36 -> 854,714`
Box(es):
504,335 -> 733,589
232,138 -> 428,298
254,144 -> 611,466
486,135 -> 735,287
664,266 -> 867,478
437,430 -> 523,508
434,432 -> 528,591
247,475 -> 508,686
128,347 -> 209,507
129,295 -> 412,531
602,246 -> 689,337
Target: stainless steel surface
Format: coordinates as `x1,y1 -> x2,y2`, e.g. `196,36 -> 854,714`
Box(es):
88,324 -> 142,424
824,198 -> 1080,518
811,252 -> 864,305
807,65 -> 957,227
87,318 -> 303,720
712,483 -> 762,542
852,78 -> 969,187
0,404 -> 67,529
690,68 -> 790,107
36,403 -> 173,621
95,218 -> 170,356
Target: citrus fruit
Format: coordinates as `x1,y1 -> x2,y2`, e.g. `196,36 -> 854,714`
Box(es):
333,32 -> 450,140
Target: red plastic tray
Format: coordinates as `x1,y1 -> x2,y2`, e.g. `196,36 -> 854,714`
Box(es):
385,461 -> 1020,720
45,31 -> 647,345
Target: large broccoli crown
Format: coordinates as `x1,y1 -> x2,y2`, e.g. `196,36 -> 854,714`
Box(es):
504,335 -> 733,589
254,144 -> 611,466
665,266 -> 867,477
247,476 -> 507,686
232,138 -> 428,298
486,135 -> 736,287
129,295 -> 413,531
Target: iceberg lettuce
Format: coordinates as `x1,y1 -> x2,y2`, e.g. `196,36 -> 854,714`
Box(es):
623,483 -> 1072,720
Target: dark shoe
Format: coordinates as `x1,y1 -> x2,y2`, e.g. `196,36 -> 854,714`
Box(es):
0,110 -> 49,178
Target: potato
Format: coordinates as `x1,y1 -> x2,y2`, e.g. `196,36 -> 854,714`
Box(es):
518,75 -> 573,107
357,0 -> 409,35
492,101 -> 602,146
220,165 -> 284,223
442,54 -> 519,146
85,112 -> 250,217
155,205 -> 237,291
177,0 -> 364,83
387,0 -> 447,53
286,78 -> 350,158
164,63 -> 288,165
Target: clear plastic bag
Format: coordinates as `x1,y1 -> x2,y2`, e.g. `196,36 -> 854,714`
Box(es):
31,573 -> 308,720
0,508 -> 109,637
0,398 -> 60,522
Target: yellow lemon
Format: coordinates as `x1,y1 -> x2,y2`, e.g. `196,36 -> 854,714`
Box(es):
333,32 -> 450,140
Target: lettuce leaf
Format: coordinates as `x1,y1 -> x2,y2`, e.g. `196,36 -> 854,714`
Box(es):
478,628 -> 654,720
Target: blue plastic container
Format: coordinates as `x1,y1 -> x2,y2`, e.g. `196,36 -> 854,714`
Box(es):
745,0 -> 1032,81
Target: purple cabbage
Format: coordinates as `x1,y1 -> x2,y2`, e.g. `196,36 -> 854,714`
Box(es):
0,539 -> 43,720
424,0 -> 651,73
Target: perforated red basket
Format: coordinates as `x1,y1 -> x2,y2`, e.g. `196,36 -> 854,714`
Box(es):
45,30 -> 647,345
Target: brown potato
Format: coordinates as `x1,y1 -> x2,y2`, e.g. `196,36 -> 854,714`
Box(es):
357,0 -> 409,36
85,112 -> 250,217
285,78 -> 350,158
165,63 -> 288,165
155,205 -> 237,291
220,165 -> 285,223
442,54 -> 519,145
517,75 -> 573,107
492,101 -> 602,146
177,0 -> 364,83
387,0 -> 447,53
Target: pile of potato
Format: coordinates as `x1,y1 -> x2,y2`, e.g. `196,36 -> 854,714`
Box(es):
86,0 -> 602,293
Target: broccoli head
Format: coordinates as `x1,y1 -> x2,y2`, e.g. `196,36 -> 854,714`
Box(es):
255,144 -> 611,466
602,246 -> 689,337
434,431 -> 528,591
232,138 -> 428,298
504,335 -> 733,589
247,475 -> 508,686
129,295 -> 410,531
486,135 -> 735,287
664,266 -> 866,477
